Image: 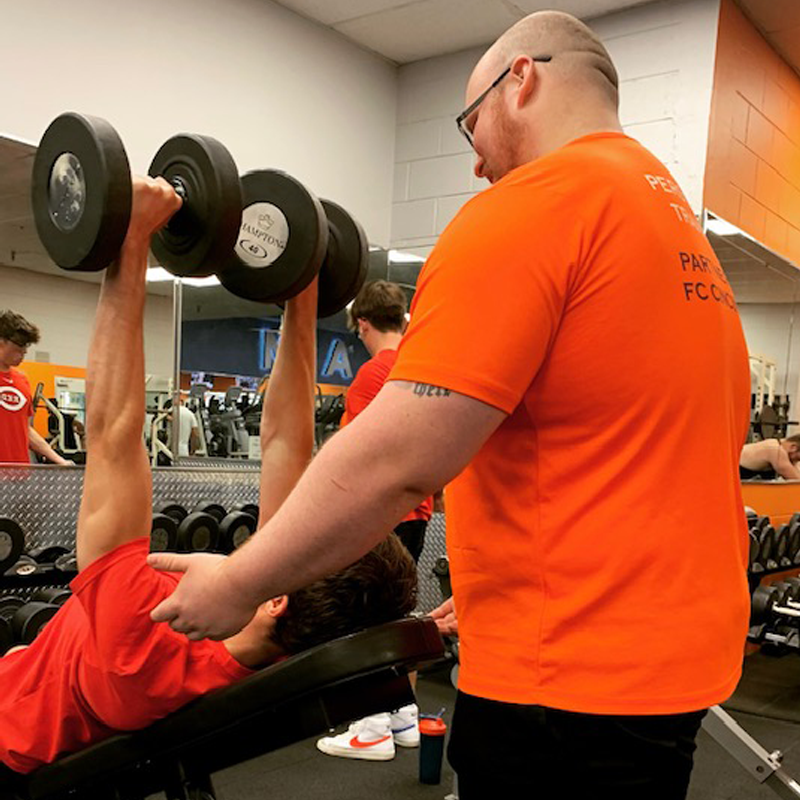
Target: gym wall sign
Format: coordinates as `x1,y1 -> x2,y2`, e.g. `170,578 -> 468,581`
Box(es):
259,329 -> 354,381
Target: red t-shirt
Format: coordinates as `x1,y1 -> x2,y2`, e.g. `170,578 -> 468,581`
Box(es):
391,133 -> 751,714
0,368 -> 32,463
0,539 -> 253,773
344,349 -> 433,522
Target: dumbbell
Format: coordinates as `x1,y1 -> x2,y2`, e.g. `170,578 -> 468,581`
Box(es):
432,556 -> 452,600
150,513 -> 179,553
754,515 -> 771,535
154,501 -> 188,524
32,588 -> 72,606
215,170 -> 369,317
757,525 -> 778,570
219,511 -> 257,554
0,596 -> 24,655
8,555 -> 39,577
29,545 -> 71,566
774,525 -> 792,568
231,502 -> 259,521
789,520 -> 800,564
32,112 -> 242,276
176,512 -> 220,553
748,531 -> 761,572
751,585 -> 795,625
11,602 -> 60,645
54,551 -> 78,573
192,500 -> 227,524
32,114 -> 369,317
0,518 -> 25,574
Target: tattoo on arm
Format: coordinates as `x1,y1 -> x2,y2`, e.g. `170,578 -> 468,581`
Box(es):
413,383 -> 451,398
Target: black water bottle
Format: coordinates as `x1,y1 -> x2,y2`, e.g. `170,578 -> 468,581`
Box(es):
419,714 -> 447,784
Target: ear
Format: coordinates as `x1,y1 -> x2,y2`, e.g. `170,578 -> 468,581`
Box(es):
263,595 -> 289,618
511,55 -> 539,109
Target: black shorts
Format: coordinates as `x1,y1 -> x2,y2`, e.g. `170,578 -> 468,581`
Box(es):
448,691 -> 706,800
392,519 -> 427,563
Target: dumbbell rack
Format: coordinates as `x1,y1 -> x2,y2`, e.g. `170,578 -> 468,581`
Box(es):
0,464 -> 260,600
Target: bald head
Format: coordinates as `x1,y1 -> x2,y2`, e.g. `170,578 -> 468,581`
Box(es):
481,11 -> 619,110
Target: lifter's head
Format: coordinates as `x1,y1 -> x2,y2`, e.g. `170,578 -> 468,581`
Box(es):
229,533 -> 418,666
462,11 -> 621,183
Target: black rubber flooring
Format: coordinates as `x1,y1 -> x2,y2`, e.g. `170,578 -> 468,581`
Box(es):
160,654 -> 800,799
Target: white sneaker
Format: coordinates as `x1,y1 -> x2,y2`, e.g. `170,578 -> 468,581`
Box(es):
390,703 -> 420,748
316,713 -> 395,761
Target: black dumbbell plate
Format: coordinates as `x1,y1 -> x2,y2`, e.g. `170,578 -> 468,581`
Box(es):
149,134 -> 242,278
32,112 -> 131,271
219,169 -> 328,303
318,199 -> 369,319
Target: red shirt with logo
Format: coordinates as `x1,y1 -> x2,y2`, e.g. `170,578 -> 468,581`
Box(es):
344,350 -> 433,522
0,368 -> 32,463
0,539 -> 253,773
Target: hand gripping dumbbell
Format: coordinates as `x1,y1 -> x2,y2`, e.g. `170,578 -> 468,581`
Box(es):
32,112 -> 242,277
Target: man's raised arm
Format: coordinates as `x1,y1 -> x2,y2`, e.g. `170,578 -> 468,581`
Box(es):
257,280 -> 318,526
77,178 -> 181,571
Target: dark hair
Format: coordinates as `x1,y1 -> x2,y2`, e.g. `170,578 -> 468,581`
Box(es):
786,434 -> 800,446
347,281 -> 407,333
0,310 -> 40,347
270,533 -> 418,654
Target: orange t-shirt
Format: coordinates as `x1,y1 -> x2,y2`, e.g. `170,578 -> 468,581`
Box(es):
390,132 -> 751,714
344,349 -> 433,522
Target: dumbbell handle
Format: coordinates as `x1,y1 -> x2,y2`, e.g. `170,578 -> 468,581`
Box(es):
772,604 -> 800,618
171,177 -> 188,202
765,632 -> 791,644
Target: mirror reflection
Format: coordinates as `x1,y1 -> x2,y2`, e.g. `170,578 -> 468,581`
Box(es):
707,213 -> 800,479
0,134 -> 176,467
174,249 -> 420,463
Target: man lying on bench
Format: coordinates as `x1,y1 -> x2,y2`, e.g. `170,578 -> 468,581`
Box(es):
0,176 -> 417,774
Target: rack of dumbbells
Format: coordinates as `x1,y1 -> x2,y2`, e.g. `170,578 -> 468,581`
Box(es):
0,463 -> 260,656
747,509 -> 800,654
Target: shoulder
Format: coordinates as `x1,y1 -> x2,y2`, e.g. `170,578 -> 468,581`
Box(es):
10,368 -> 30,388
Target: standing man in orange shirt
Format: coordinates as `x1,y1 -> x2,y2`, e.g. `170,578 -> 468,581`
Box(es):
317,280 -> 432,761
151,11 -> 751,799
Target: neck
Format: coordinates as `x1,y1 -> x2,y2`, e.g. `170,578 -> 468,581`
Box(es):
367,330 -> 403,357
532,108 -> 623,162
223,626 -> 284,670
0,360 -> 12,373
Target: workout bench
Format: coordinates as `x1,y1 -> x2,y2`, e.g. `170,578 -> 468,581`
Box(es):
0,617 -> 444,800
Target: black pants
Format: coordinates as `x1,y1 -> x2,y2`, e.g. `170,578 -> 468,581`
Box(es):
393,519 -> 427,563
448,691 -> 706,800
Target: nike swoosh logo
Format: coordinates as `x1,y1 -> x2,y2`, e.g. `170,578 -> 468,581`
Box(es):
349,734 -> 391,749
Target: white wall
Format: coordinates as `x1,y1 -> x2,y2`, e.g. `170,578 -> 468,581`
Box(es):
391,0 -> 721,256
0,0 -> 397,245
0,266 -> 174,379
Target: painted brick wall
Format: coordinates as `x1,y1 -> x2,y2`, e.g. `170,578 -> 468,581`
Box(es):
391,0 -> 721,258
704,0 -> 800,268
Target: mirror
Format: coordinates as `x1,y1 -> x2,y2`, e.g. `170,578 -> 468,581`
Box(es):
0,133 -> 176,466
175,247 -> 423,462
706,213 -> 800,444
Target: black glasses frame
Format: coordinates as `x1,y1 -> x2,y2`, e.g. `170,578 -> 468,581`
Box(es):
455,55 -> 552,147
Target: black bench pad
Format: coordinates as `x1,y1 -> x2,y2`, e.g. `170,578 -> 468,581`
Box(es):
3,616 -> 444,800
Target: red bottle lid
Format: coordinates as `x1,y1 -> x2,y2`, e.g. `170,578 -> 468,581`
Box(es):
419,717 -> 447,736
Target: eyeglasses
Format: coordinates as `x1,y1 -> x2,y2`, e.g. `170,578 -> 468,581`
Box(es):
6,337 -> 29,350
455,55 -> 552,148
